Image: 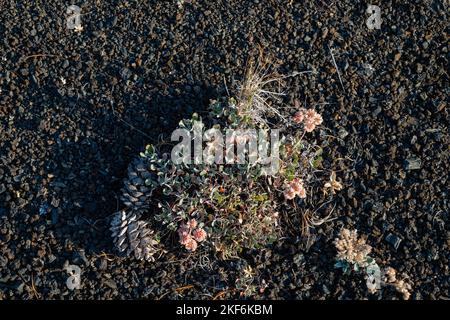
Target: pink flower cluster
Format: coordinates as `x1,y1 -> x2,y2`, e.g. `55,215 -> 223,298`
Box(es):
177,219 -> 207,252
293,108 -> 323,132
283,178 -> 306,200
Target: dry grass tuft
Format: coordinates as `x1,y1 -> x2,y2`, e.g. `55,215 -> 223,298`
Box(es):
235,54 -> 286,127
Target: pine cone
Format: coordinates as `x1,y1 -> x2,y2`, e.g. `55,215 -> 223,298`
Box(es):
110,210 -> 160,262
121,157 -> 154,214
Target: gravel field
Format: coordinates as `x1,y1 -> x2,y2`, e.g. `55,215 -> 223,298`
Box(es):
0,0 -> 448,300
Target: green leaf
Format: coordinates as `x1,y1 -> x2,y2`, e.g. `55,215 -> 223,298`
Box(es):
310,147 -> 323,168
252,194 -> 268,202
145,144 -> 155,154
312,155 -> 323,169
366,257 -> 375,266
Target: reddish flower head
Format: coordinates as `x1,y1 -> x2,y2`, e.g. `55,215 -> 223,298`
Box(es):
294,108 -> 322,132
184,238 -> 198,252
284,178 -> 307,200
293,108 -> 307,124
297,186 -> 307,198
283,186 -> 296,200
192,228 -> 207,242
179,233 -> 191,245
188,219 -> 198,229
304,121 -> 316,132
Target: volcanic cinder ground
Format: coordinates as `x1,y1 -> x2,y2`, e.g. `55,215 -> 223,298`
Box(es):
0,0 -> 448,299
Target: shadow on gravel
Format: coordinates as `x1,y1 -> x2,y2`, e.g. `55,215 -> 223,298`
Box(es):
42,84 -> 220,262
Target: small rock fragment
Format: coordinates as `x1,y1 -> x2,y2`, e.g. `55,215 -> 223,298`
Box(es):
65,264 -> 81,290
338,128 -> 348,139
385,233 -> 402,250
404,157 -> 421,170
293,253 -> 305,267
104,279 -> 117,290
39,203 -> 50,216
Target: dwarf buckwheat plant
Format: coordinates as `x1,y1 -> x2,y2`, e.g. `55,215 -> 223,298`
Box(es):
334,228 -> 413,299
334,228 -> 373,269
111,54 -> 338,262
383,267 -> 412,300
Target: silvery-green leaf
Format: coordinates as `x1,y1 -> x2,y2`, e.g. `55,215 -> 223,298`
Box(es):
334,260 -> 345,269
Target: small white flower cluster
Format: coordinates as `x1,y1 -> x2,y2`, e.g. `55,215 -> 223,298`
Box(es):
335,229 -> 413,300
384,267 -> 412,300
335,228 -> 372,267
